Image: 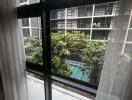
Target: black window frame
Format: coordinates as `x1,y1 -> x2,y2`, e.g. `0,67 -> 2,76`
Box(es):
17,0 -> 118,100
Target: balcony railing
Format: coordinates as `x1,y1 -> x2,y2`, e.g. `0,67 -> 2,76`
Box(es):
27,75 -> 94,100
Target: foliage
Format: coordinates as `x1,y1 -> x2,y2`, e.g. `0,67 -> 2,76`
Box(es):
51,32 -> 88,76
81,41 -> 107,84
81,41 -> 107,69
24,37 -> 43,65
65,32 -> 88,49
51,33 -> 71,76
24,33 -> 107,85
24,32 -> 88,76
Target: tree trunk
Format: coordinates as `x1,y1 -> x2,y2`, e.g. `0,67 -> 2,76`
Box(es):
89,68 -> 100,85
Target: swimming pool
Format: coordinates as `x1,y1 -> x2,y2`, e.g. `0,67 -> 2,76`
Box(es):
68,62 -> 91,82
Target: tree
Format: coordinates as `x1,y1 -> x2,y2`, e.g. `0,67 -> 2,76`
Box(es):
51,33 -> 71,76
24,37 -> 43,65
81,41 -> 107,85
24,33 -> 107,85
51,32 -> 88,76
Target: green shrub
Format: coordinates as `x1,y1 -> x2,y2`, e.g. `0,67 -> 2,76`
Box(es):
81,41 -> 107,85
24,37 -> 43,65
24,33 -> 107,85
24,32 -> 87,76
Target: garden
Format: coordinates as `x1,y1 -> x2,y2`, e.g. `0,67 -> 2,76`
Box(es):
24,32 -> 107,85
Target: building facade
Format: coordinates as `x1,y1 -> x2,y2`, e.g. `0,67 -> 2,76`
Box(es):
50,2 -> 119,40
20,0 -> 42,38
20,1 -> 119,40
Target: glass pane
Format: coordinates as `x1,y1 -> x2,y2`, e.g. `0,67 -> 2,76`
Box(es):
127,30 -> 132,41
67,20 -> 77,29
31,18 -> 39,27
77,19 -> 91,28
32,29 -> 40,37
92,30 -> 109,40
52,81 -> 95,100
67,8 -> 78,18
19,0 -> 40,6
29,0 -> 40,5
93,17 -> 112,28
130,17 -> 132,28
22,18 -> 29,26
94,3 -> 113,16
124,44 -> 132,54
50,2 -> 119,85
23,28 -> 30,37
19,17 -> 43,65
27,73 -> 45,100
20,0 -> 27,3
78,6 -> 92,17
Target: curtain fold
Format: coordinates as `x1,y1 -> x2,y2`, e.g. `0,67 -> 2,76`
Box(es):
0,0 -> 28,100
96,0 -> 132,100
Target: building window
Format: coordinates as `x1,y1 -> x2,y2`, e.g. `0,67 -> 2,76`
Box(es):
67,20 -> 77,29
92,30 -> 109,40
94,3 -> 113,16
93,17 -> 112,28
23,28 -> 30,37
57,21 -> 65,29
78,6 -> 92,17
77,19 -> 91,28
20,0 -> 27,3
67,8 -> 78,18
57,10 -> 65,19
22,18 -> 29,26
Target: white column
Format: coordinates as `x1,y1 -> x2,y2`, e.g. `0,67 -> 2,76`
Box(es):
90,4 -> 95,41
121,10 -> 132,54
65,8 -> 67,34
29,18 -> 32,36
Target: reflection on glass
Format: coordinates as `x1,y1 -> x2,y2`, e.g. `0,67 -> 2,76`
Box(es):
52,81 -> 94,100
22,18 -> 29,26
20,17 -> 43,65
92,30 -> 109,40
50,32 -> 107,85
20,0 -> 40,5
50,2 -> 115,85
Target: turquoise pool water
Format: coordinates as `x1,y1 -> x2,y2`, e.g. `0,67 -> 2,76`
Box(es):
69,63 -> 91,82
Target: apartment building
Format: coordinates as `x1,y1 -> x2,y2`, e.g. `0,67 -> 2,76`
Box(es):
20,0 -> 42,38
50,2 -> 119,40
20,0 -> 119,40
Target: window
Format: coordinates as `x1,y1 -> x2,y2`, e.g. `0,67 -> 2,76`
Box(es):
23,28 -> 30,37
20,0 -> 27,3
57,10 -> 65,19
127,30 -> 132,41
22,18 -> 29,26
57,21 -> 65,29
17,0 -> 119,100
20,17 -> 43,65
130,18 -> 132,28
67,20 -> 77,29
77,19 -> 91,28
78,6 -> 93,17
92,30 -> 109,40
93,17 -> 112,28
67,8 -> 78,18
29,0 -> 40,4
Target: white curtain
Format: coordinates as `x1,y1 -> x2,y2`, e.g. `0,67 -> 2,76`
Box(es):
0,0 -> 28,100
96,0 -> 132,100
